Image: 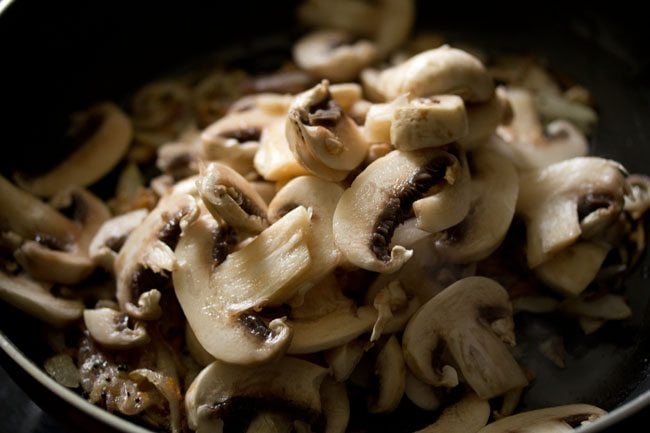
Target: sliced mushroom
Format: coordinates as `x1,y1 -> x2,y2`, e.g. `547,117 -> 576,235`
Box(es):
373,0 -> 415,58
0,270 -> 83,327
185,324 -> 216,367
286,80 -> 369,181
624,174 -> 650,219
533,241 -> 610,296
173,207 -> 313,364
254,119 -> 311,181
516,157 -> 627,268
478,404 -> 606,433
115,192 -> 200,315
198,162 -> 269,234
268,176 -> 343,295
559,294 -> 632,321
109,163 -> 157,215
321,377 -> 350,433
458,87 -> 513,150
535,91 -> 598,135
294,30 -> 376,82
370,280 -> 420,341
404,371 -> 441,411
185,357 -> 328,432
89,209 -> 149,272
329,83 -> 363,112
369,335 -> 405,413
414,392 -> 490,433
364,94 -> 408,144
325,339 -> 367,382
192,68 -> 247,127
246,412 -> 293,433
83,308 -> 150,349
495,88 -> 588,170
15,102 -> 132,197
15,187 -> 110,284
333,148 -> 459,273
403,276 -> 528,399
362,46 -> 494,103
156,136 -> 202,180
391,95 -> 468,150
434,147 -> 519,263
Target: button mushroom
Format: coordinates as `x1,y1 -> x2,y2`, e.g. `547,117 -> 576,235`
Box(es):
402,276 -> 528,399
14,102 -> 132,197
185,357 -> 328,432
516,157 -> 627,268
286,80 -> 369,182
478,404 -> 606,433
333,148 -> 459,273
83,308 -> 150,350
414,392 -> 490,433
362,46 -> 494,103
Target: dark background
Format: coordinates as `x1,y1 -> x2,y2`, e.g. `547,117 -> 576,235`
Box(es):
0,1 -> 649,432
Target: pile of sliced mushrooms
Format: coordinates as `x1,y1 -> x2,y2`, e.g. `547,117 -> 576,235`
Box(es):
2,1 -> 649,432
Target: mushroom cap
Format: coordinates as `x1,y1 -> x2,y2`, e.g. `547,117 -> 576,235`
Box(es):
402,276 -> 528,399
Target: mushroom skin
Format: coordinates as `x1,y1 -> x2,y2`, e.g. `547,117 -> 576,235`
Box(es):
293,30 -> 377,82
83,308 -> 150,350
197,162 -> 269,234
402,276 -> 528,399
185,357 -> 328,432
362,46 -> 494,103
516,157 -> 627,268
15,102 -> 132,197
477,404 -> 606,433
333,148 -> 460,273
414,392 -> 490,433
115,192 -> 200,315
286,80 -> 370,181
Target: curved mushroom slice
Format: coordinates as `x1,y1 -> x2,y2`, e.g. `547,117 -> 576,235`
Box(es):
559,294 -> 632,321
288,305 -> 377,354
192,68 -> 247,128
362,46 -> 494,103
369,335 -> 405,413
185,357 -> 328,432
228,93 -> 294,116
478,404 -> 606,433
89,209 -> 149,272
533,241 -> 610,296
404,371 -> 441,411
83,308 -> 150,350
333,148 -> 459,273
434,148 -> 519,263
391,96 -> 468,150
255,119 -> 311,181
0,271 -> 83,327
185,324 -> 216,367
246,412 -> 293,433
516,157 -> 627,268
415,392 -> 490,433
459,87 -> 513,150
15,102 -> 132,197
115,192 -> 200,315
494,88 -> 587,170
286,81 -> 369,182
329,83 -> 363,112
364,94 -> 408,144
414,149 -> 471,234
370,280 -> 421,342
198,162 -> 269,234
131,80 -> 192,138
15,187 -> 111,284
624,174 -> 650,219
403,276 -> 528,399
174,208 -> 313,364
268,176 -> 344,294
373,0 -> 415,58
325,339 -> 367,382
321,377 -> 350,433
294,30 -> 377,82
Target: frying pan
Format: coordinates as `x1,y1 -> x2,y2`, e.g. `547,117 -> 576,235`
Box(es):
0,1 -> 648,432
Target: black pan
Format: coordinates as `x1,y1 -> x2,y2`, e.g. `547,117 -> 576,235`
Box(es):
0,1 -> 648,432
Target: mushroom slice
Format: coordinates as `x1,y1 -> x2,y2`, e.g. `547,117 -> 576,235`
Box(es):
15,102 -> 132,197
325,340 -> 367,382
404,371 -> 441,411
414,149 -> 471,234
373,0 -> 415,58
403,276 -> 528,399
333,148 -> 459,273
533,241 -> 610,296
186,324 -> 216,367
434,148 -> 519,263
15,187 -> 110,284
516,157 -> 627,268
115,192 -> 200,314
414,392 -> 490,433
321,377 -> 350,433
329,83 -> 363,112
559,294 -> 632,321
495,88 -> 587,170
364,94 -> 408,144
370,280 -> 420,341
83,308 -> 150,350
197,162 -> 269,234
369,335 -> 405,413
173,208 -> 313,364
390,95 -> 468,150
286,80 -> 369,181
89,209 -> 148,272
185,357 -> 328,432
254,119 -> 311,181
478,404 -> 606,433
459,87 -> 513,150
362,46 -> 494,103
0,271 -> 83,327
246,412 -> 293,433
293,30 -> 376,82
624,174 -> 650,219
268,176 -> 344,294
